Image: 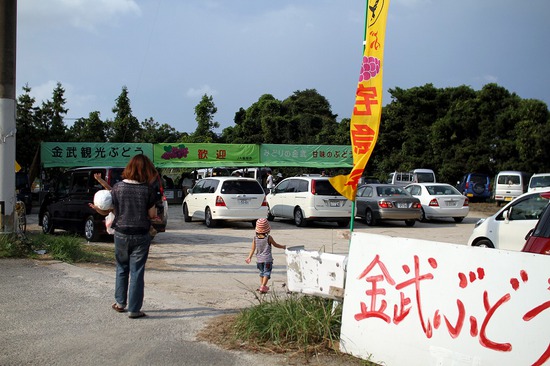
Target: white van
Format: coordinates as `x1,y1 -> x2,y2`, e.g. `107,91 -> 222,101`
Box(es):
528,173 -> 550,193
494,170 -> 530,206
388,169 -> 436,185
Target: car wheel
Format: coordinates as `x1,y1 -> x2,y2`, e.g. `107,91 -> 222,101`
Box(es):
205,207 -> 217,228
337,220 -> 350,228
453,217 -> 464,223
42,211 -> 55,234
294,207 -> 307,227
267,205 -> 274,221
183,204 -> 192,222
405,219 -> 416,227
365,209 -> 377,226
419,208 -> 428,222
472,183 -> 485,195
84,216 -> 100,242
473,239 -> 495,249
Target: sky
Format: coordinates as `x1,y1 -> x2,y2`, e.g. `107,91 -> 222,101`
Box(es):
16,0 -> 550,135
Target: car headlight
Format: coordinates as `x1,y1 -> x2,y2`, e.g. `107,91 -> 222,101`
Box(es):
474,218 -> 485,229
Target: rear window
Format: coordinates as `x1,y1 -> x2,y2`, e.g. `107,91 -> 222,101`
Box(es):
426,185 -> 461,195
416,172 -> 435,183
498,175 -> 520,185
469,174 -> 488,185
313,180 -> 341,196
221,180 -> 264,194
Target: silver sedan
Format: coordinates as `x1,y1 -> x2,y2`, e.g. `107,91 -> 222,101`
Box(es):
355,184 -> 422,226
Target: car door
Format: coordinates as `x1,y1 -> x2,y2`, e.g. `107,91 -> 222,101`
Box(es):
268,179 -> 290,217
496,194 -> 550,251
186,179 -> 207,217
66,171 -> 93,226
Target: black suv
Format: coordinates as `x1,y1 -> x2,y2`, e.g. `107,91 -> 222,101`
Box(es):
39,167 -> 168,242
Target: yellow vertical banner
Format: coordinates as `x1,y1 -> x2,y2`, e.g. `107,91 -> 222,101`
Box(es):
330,0 -> 390,201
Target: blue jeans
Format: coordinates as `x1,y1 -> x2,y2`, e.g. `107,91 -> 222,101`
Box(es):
114,232 -> 151,313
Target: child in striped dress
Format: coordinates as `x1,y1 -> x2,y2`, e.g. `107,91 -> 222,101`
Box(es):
245,218 -> 286,293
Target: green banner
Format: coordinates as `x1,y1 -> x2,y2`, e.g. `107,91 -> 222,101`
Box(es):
261,144 -> 353,168
154,143 -> 260,168
41,142 -> 153,168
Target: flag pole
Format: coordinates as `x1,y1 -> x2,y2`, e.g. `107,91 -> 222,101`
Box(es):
348,1 -> 369,235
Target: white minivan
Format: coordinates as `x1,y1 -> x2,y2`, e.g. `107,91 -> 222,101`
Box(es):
494,171 -> 530,206
528,173 -> 550,193
265,176 -> 352,227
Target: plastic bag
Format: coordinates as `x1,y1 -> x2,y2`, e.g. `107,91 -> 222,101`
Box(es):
94,190 -> 113,211
105,212 -> 115,234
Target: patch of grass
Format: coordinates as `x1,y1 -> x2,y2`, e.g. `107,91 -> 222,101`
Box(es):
234,292 -> 341,352
0,232 -> 114,264
198,290 -> 378,365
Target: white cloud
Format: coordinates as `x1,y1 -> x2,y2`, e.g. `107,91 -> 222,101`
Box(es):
19,0 -> 141,31
186,85 -> 219,98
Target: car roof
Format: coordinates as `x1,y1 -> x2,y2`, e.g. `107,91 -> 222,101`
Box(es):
407,182 -> 452,186
200,176 -> 258,181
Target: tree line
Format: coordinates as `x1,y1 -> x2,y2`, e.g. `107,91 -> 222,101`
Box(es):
16,82 -> 550,186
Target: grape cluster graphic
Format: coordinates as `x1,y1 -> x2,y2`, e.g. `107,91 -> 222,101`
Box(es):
161,145 -> 189,160
359,56 -> 380,82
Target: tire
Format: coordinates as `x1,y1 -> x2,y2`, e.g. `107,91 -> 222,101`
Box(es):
183,204 -> 192,222
419,208 -> 428,222
453,217 -> 464,223
42,211 -> 55,234
84,215 -> 100,242
205,207 -> 217,228
337,220 -> 350,228
365,209 -> 377,226
473,239 -> 494,249
472,183 -> 485,195
294,207 -> 307,227
267,205 -> 274,221
405,219 -> 416,227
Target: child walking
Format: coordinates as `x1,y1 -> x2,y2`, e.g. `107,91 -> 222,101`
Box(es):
245,218 -> 286,293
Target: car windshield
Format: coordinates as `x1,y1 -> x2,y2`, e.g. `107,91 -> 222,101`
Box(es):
376,186 -> 408,196
313,180 -> 340,195
530,176 -> 550,189
426,185 -> 461,196
416,172 -> 435,183
221,180 -> 264,194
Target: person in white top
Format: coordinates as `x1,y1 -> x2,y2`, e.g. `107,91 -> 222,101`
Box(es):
266,171 -> 275,193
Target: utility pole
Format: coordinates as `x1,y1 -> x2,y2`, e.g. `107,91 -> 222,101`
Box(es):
0,0 -> 17,232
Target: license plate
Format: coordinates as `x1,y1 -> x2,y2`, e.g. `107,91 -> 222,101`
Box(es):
329,201 -> 341,207
397,203 -> 408,208
239,199 -> 249,205
505,197 -> 512,201
446,201 -> 457,207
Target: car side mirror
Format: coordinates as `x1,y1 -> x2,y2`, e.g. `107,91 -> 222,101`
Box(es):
503,209 -> 511,221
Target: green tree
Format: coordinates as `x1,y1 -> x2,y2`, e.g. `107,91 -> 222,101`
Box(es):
188,94 -> 219,143
38,82 -> 68,142
16,84 -> 40,170
68,111 -> 107,142
109,86 -> 141,142
139,117 -> 182,143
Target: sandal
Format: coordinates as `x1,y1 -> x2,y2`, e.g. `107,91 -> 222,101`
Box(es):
128,311 -> 147,319
112,303 -> 126,313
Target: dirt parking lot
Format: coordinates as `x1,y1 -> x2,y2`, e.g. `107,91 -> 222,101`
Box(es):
27,203 -> 497,313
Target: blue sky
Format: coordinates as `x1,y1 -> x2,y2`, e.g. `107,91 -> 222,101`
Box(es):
17,0 -> 550,134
